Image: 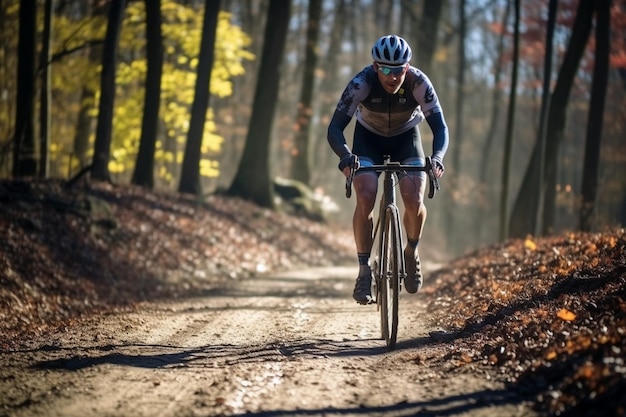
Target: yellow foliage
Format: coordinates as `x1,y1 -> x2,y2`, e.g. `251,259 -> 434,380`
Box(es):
109,160 -> 125,174
200,159 -> 220,178
29,0 -> 255,180
202,132 -> 224,154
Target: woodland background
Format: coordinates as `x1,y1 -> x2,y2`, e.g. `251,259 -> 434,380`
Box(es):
1,0 -> 625,256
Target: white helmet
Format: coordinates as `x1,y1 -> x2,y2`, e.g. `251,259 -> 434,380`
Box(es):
371,35 -> 412,65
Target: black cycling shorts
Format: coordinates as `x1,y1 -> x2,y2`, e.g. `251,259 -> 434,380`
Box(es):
352,122 -> 426,174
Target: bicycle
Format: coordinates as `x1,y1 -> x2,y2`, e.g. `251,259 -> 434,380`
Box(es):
345,156 -> 439,349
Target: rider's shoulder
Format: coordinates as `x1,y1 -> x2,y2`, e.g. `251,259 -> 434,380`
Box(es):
407,66 -> 434,86
407,66 -> 426,79
353,65 -> 377,83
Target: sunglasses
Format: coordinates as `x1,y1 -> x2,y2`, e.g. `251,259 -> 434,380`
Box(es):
377,64 -> 406,76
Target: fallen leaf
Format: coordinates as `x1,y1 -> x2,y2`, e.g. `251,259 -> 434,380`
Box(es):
524,238 -> 537,251
545,351 -> 557,360
557,308 -> 576,321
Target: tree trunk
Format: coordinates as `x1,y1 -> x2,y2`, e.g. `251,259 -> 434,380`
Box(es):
132,0 -> 164,189
415,0 -> 444,76
227,0 -> 292,207
178,0 -> 221,195
217,1 -> 267,189
452,0 -> 466,176
290,0 -> 322,184
72,1 -> 102,172
508,0 -> 594,238
534,0 -> 558,236
13,0 -> 37,177
91,0 -> 127,182
475,0 -> 510,242
499,0 -> 520,241
73,85 -> 97,171
38,0 -> 53,178
580,0 -> 610,231
445,0 -> 466,247
312,0 -> 346,185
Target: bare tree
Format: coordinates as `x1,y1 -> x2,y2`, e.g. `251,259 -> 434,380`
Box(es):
228,0 -> 292,207
290,0 -> 322,184
217,1 -> 267,188
73,2 -> 102,171
509,0 -> 595,237
178,0 -> 220,195
474,1 -> 510,241
534,0 -> 558,235
38,0 -> 54,178
444,0 -> 466,242
580,0 -> 611,231
415,0 -> 444,76
132,0 -> 164,189
499,0 -> 520,240
12,0 -> 37,177
91,0 -> 127,182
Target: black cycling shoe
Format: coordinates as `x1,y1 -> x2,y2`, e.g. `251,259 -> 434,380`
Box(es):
404,249 -> 423,294
352,273 -> 373,304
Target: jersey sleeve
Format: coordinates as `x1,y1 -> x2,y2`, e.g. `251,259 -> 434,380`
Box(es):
411,68 -> 449,162
410,68 -> 442,118
327,69 -> 372,158
334,68 -> 371,117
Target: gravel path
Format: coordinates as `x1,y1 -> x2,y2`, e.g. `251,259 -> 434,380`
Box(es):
0,267 -> 540,417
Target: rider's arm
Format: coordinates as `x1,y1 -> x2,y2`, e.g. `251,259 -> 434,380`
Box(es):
327,68 -> 372,159
411,68 -> 449,165
425,111 -> 449,163
327,111 -> 352,158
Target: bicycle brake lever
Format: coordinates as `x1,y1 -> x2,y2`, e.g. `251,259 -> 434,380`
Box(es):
345,168 -> 354,198
428,174 -> 440,199
425,157 -> 439,199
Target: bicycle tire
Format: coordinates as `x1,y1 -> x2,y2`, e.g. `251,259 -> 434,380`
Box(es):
374,210 -> 388,341
378,204 -> 401,350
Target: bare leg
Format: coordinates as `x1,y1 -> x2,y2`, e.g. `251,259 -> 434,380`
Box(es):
352,173 -> 378,273
400,174 -> 427,243
399,174 -> 427,293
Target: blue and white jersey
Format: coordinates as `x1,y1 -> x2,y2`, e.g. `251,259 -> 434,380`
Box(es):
334,65 -> 443,137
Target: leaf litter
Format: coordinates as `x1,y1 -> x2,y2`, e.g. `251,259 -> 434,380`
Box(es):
423,229 -> 625,416
0,178 -> 624,416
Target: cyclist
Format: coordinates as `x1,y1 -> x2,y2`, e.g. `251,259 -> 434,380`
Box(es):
327,35 -> 449,304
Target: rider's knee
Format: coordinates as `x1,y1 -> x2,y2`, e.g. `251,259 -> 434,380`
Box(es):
402,193 -> 424,210
355,190 -> 376,211
354,175 -> 377,201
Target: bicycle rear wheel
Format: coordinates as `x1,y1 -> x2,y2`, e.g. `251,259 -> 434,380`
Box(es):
378,204 -> 401,350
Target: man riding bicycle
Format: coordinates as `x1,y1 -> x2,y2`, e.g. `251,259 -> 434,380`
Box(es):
327,35 -> 449,304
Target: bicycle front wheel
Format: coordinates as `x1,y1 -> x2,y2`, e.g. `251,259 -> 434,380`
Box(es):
378,204 -> 401,350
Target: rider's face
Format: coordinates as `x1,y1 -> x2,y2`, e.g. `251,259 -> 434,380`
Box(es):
374,62 -> 408,94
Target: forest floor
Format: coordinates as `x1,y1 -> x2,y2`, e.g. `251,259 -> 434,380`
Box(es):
0,178 -> 624,417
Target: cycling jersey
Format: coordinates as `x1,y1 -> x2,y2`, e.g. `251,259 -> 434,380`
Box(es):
327,65 -> 448,162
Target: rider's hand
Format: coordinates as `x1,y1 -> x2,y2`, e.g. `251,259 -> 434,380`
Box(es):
338,153 -> 359,177
431,156 -> 445,178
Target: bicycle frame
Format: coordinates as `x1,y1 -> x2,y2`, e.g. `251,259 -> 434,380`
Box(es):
345,156 -> 439,349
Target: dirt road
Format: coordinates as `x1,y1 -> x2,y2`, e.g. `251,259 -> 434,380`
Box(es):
0,267 -> 540,417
